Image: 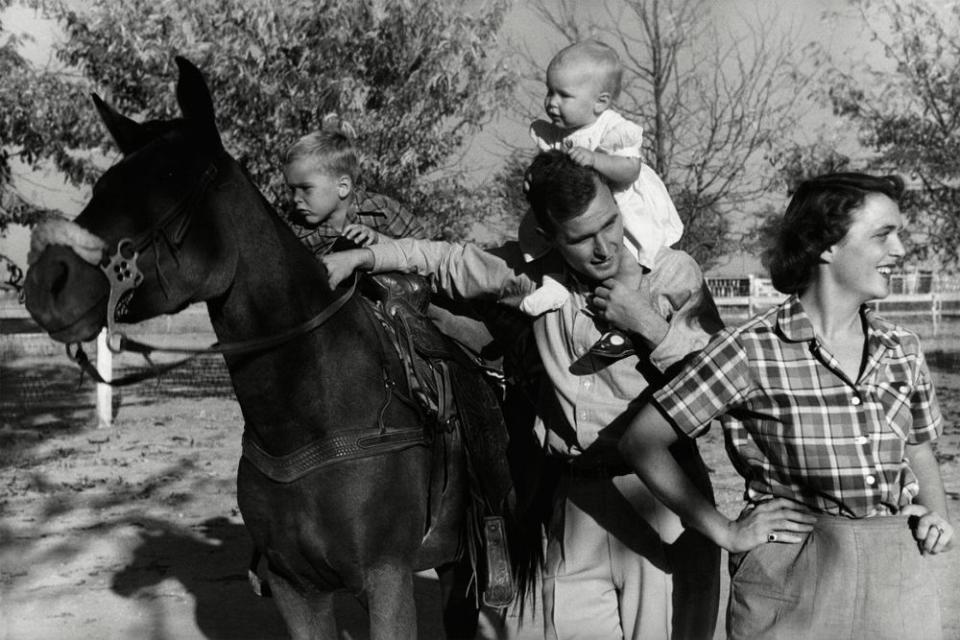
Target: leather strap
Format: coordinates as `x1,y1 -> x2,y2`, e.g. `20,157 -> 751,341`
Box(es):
241,425 -> 429,483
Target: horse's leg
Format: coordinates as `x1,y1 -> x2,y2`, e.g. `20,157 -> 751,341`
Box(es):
437,559 -> 480,640
366,563 -> 417,640
266,568 -> 336,640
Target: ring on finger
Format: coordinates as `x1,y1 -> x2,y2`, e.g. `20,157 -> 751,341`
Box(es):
767,532 -> 777,543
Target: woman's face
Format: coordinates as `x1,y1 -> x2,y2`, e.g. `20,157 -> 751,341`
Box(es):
821,193 -> 906,302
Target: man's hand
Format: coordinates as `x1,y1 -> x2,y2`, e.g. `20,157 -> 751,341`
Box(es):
591,278 -> 667,347
343,223 -> 381,247
320,249 -> 374,289
902,504 -> 954,555
721,498 -> 817,553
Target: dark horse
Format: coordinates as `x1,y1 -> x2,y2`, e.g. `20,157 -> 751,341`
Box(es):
24,58 -> 521,639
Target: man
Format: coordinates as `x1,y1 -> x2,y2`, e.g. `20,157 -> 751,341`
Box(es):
324,151 -> 722,640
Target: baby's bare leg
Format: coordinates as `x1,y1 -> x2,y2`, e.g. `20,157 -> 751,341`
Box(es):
613,255 -> 643,290
588,257 -> 640,359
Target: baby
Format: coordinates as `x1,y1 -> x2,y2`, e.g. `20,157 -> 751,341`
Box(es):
519,40 -> 683,358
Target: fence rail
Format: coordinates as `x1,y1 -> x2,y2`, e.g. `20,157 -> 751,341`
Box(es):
704,274 -> 960,333
5,273 -> 960,427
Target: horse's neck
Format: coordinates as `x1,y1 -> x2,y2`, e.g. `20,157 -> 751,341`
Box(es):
203,174 -> 373,447
207,173 -> 330,338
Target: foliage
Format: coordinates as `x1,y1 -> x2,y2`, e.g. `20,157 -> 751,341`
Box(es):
1,0 -> 90,232
2,0 -> 517,239
821,0 -> 960,268
748,142 -> 852,260
508,0 -> 806,270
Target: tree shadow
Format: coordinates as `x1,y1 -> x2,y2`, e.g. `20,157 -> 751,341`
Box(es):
111,516 -> 288,640
111,516 -> 448,639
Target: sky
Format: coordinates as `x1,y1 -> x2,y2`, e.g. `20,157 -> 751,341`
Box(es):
0,0 -> 917,276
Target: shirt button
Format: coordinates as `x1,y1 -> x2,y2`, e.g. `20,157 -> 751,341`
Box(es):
583,380 -> 592,389
851,396 -> 862,406
898,383 -> 910,393
866,475 -> 876,486
855,436 -> 868,445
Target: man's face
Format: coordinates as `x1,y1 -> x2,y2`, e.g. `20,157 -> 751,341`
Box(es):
283,158 -> 345,226
546,181 -> 624,283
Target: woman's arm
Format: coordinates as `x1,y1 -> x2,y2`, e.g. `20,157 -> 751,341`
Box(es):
903,441 -> 954,554
618,402 -> 816,553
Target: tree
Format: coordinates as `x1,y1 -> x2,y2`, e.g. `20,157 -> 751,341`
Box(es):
2,0 -> 517,240
748,141 -> 852,259
508,0 -> 805,269
822,0 -> 960,268
1,0 -> 91,233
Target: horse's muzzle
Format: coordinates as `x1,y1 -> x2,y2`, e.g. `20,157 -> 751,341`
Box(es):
25,245 -> 108,343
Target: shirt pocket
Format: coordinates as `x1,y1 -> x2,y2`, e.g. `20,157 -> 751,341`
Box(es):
874,379 -> 913,440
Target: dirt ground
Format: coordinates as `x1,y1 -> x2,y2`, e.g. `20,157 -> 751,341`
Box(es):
2,344 -> 959,639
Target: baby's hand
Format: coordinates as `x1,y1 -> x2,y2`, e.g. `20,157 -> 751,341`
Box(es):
566,145 -> 596,168
343,223 -> 381,247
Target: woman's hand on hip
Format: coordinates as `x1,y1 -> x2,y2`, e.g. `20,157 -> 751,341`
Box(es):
722,498 -> 817,553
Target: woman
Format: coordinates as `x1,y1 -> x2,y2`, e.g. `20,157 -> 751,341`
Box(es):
619,173 -> 953,639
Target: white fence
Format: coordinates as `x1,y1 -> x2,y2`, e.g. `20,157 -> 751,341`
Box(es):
705,273 -> 960,333
5,273 -> 960,427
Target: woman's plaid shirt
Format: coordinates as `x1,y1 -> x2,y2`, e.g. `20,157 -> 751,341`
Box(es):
653,295 -> 941,518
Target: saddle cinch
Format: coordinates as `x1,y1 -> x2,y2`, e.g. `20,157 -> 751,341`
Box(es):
360,271 -> 516,608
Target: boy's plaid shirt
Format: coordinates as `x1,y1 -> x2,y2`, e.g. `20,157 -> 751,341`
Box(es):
292,187 -> 427,256
653,294 -> 941,518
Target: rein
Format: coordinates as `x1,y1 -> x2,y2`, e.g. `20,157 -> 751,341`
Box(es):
58,157 -> 360,386
69,274 -> 358,387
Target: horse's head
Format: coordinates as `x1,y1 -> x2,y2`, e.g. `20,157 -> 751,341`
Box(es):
24,58 -> 239,343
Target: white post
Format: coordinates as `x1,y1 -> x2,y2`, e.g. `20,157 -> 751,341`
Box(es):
96,329 -> 112,428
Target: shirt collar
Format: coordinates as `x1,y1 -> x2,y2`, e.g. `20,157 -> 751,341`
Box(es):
776,293 -> 900,348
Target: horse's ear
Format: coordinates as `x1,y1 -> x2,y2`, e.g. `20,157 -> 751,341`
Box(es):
174,56 -> 222,147
92,94 -> 148,156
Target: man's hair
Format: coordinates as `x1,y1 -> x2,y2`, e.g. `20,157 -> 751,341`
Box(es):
764,172 -> 905,294
282,130 -> 358,181
525,150 -> 608,235
548,39 -> 623,100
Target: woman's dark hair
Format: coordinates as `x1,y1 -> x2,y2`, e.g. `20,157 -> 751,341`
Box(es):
524,150 -> 608,236
764,172 -> 905,294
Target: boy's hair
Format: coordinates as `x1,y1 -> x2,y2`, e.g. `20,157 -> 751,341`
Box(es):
764,172 -> 905,295
548,39 -> 623,100
283,130 -> 358,181
525,150 -> 609,235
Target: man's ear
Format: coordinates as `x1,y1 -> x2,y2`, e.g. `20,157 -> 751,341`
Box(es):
337,175 -> 353,199
535,224 -> 557,247
819,244 -> 836,264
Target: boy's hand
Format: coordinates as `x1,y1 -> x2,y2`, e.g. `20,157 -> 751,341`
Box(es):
320,249 -> 374,289
565,145 -> 596,168
343,223 -> 381,247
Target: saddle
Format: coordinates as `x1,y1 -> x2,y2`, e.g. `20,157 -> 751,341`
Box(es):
360,271 -> 515,607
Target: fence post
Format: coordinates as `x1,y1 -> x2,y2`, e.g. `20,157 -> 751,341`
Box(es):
96,329 -> 112,428
747,274 -> 755,317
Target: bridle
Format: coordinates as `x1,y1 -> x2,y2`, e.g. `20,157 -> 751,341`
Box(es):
60,159 -> 357,386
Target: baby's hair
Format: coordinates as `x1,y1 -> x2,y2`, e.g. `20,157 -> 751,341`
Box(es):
549,39 -> 623,100
283,114 -> 358,181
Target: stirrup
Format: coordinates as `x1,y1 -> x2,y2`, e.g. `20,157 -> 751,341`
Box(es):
482,516 -> 515,608
588,330 -> 635,359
